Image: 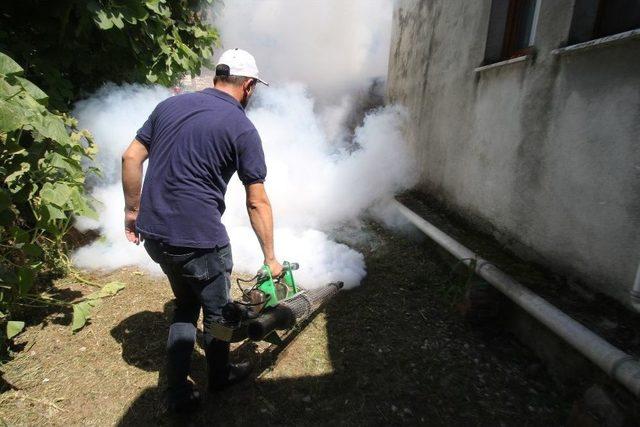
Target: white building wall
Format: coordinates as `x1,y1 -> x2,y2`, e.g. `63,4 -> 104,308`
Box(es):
387,0 -> 640,306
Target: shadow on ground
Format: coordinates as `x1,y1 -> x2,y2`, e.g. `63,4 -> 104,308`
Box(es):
115,223 -> 570,426
8,281 -> 84,348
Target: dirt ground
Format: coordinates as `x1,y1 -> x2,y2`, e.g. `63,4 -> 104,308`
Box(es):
0,223 -> 571,426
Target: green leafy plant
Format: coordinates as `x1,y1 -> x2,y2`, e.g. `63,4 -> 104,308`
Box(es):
0,0 -> 219,110
72,281 -> 126,332
0,52 -> 100,346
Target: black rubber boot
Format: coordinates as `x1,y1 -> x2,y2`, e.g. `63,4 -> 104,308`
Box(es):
167,388 -> 201,414
206,339 -> 253,392
209,361 -> 253,391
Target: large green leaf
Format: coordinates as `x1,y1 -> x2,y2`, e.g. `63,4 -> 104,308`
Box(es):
0,52 -> 23,76
0,79 -> 22,100
0,99 -> 25,132
40,182 -> 72,207
101,281 -> 126,295
14,77 -> 48,103
72,282 -> 125,333
72,301 -> 92,332
32,114 -> 70,144
47,152 -> 81,173
72,299 -> 102,332
69,188 -> 99,219
6,321 -> 25,339
87,281 -> 126,300
42,203 -> 66,221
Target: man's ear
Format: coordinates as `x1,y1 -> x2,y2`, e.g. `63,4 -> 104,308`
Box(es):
244,78 -> 256,94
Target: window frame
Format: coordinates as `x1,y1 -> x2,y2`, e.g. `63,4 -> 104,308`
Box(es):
568,0 -> 640,45
502,0 -> 536,59
483,0 -> 540,66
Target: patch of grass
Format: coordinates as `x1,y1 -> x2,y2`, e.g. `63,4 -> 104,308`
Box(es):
0,226 -> 571,425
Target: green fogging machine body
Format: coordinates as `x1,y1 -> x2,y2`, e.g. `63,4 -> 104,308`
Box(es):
210,261 -> 343,345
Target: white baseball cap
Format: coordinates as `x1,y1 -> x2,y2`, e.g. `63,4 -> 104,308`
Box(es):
216,48 -> 268,86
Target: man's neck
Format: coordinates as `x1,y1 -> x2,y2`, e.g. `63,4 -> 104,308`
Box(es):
213,84 -> 242,104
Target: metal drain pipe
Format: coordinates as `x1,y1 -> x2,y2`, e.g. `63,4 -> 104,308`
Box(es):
393,199 -> 640,397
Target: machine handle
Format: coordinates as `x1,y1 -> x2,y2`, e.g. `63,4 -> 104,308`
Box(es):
285,261 -> 299,271
259,261 -> 299,279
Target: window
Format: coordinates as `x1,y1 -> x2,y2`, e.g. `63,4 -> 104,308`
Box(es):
569,0 -> 640,44
484,0 -> 540,64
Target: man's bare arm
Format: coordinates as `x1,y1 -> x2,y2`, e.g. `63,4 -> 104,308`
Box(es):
245,182 -> 283,276
122,139 -> 149,244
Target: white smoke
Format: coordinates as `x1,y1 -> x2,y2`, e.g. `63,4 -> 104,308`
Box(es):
71,0 -> 415,289
213,0 -> 394,99
72,85 -> 171,275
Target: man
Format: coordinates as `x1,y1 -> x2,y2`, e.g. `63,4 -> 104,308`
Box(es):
121,48 -> 283,413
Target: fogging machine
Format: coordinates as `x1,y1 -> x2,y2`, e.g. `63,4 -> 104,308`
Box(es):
209,261 -> 343,345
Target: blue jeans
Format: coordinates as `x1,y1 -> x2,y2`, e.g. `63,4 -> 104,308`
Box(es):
144,239 -> 233,401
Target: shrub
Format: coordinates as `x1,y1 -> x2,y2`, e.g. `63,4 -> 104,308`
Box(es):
0,52 -> 98,346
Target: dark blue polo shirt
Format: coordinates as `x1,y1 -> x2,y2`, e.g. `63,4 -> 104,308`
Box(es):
135,88 -> 266,248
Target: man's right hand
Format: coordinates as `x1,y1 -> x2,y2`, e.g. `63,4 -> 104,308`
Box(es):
122,139 -> 148,246
265,259 -> 284,277
124,208 -> 141,245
